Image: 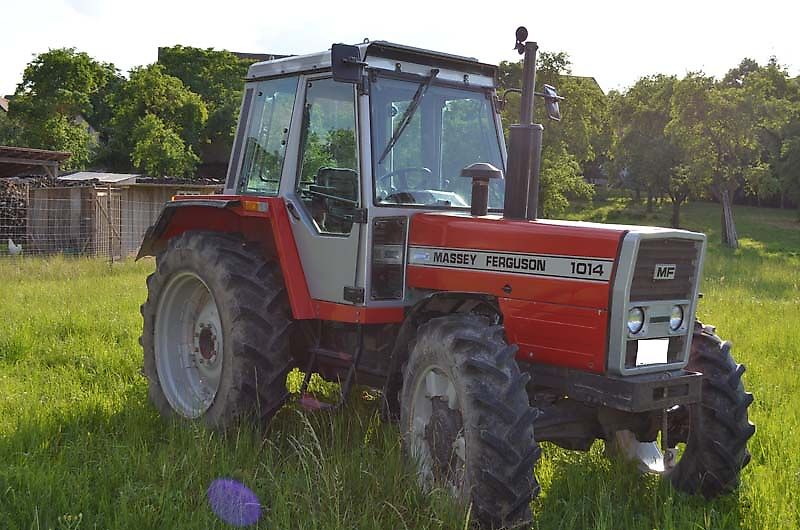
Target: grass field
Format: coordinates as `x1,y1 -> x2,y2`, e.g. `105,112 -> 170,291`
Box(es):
0,200 -> 798,529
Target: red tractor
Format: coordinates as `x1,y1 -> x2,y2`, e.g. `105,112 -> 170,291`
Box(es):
138,28 -> 754,528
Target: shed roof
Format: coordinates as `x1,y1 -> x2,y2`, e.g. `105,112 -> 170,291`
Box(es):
0,97 -> 8,112
60,171 -> 140,184
58,171 -> 223,187
0,145 -> 71,178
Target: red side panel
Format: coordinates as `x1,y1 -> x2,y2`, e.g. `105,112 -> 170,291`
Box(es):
407,212 -> 626,373
499,298 -> 608,372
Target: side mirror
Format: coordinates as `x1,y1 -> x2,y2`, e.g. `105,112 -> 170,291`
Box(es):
331,44 -> 365,84
542,84 -> 562,122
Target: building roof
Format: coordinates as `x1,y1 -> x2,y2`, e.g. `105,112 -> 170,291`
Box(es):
231,51 -> 290,63
0,97 -> 8,112
0,145 -> 71,178
570,76 -> 605,95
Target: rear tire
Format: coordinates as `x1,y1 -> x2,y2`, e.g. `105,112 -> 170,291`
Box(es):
141,231 -> 292,429
400,315 -> 540,529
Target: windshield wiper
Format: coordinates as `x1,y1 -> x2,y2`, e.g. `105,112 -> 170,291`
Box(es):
377,68 -> 439,164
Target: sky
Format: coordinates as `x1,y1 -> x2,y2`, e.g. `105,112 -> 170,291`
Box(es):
2,0 -> 799,97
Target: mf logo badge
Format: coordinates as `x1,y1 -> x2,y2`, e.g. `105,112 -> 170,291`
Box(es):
654,263 -> 677,280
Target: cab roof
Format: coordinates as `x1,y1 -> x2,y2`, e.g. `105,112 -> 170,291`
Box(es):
246,41 -> 498,83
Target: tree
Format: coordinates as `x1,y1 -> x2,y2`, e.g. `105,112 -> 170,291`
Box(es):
0,110 -> 21,145
158,46 -> 251,156
612,75 -> 691,226
9,48 -> 119,168
778,130 -> 800,215
108,64 -> 207,176
130,114 -> 200,177
497,51 -> 605,216
737,59 -> 800,208
668,74 -> 762,248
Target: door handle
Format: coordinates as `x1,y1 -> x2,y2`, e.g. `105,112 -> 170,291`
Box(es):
286,200 -> 301,221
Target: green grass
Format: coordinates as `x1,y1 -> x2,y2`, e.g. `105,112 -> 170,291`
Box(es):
1,200 -> 798,529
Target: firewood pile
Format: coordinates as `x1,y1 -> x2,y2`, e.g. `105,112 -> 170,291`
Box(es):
0,176 -> 94,244
0,179 -> 28,243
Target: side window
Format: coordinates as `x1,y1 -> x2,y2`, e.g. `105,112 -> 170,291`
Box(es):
295,78 -> 359,235
239,76 -> 298,194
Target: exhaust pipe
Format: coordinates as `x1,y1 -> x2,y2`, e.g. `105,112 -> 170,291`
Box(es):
503,27 -> 543,221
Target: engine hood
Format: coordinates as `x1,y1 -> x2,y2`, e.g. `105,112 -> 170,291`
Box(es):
405,212 -> 701,308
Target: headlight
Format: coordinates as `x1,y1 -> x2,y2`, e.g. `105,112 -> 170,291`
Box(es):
670,305 -> 684,331
627,307 -> 645,334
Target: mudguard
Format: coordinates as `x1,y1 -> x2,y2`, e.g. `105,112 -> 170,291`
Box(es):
136,195 -> 315,319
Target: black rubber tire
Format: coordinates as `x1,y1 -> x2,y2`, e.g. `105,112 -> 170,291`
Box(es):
400,315 -> 541,529
141,231 -> 292,429
668,323 -> 755,498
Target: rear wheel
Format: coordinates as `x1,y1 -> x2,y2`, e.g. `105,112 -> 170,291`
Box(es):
400,315 -> 540,528
141,231 -> 292,429
607,322 -> 755,497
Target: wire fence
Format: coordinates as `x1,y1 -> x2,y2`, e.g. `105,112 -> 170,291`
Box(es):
1,180 -> 220,261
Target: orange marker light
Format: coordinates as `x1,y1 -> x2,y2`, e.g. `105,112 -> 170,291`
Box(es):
242,200 -> 268,213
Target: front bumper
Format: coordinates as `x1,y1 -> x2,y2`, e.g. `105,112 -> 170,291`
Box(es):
529,363 -> 702,413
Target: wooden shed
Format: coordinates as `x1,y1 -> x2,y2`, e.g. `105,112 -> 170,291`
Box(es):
26,172 -> 222,258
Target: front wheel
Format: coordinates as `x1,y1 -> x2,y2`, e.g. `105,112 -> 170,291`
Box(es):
608,322 -> 755,498
400,315 -> 540,528
140,231 -> 293,429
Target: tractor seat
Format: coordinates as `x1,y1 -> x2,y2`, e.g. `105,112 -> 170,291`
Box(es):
308,167 -> 358,234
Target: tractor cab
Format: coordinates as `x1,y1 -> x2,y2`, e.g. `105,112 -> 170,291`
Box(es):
225,42 -> 506,305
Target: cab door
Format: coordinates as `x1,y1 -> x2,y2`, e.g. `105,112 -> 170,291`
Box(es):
281,76 -> 364,304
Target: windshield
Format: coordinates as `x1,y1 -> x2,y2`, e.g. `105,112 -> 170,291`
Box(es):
370,75 -> 505,209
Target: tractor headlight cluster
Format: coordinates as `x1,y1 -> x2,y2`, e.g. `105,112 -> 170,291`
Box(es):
670,305 -> 684,331
627,307 -> 645,334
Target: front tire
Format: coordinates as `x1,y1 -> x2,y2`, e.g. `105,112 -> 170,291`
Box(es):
400,315 -> 540,528
606,322 -> 755,498
141,231 -> 292,429
668,323 -> 755,497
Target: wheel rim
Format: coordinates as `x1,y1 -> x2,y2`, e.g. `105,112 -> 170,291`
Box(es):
155,271 -> 224,418
408,366 -> 466,495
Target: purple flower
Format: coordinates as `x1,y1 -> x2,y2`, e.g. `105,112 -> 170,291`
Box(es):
207,478 -> 262,527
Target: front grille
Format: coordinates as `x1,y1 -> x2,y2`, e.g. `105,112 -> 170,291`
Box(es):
630,238 -> 700,302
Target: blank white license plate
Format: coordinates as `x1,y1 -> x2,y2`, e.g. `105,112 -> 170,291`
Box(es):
636,338 -> 669,366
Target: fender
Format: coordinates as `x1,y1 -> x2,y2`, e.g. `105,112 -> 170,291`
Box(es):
136,195 -> 315,319
381,291 -> 501,420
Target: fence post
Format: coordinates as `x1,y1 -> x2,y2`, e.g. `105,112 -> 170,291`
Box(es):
107,183 -> 113,266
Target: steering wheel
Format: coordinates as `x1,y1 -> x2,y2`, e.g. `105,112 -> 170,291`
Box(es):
377,166 -> 432,192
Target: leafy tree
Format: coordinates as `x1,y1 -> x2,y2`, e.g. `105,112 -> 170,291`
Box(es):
158,46 -> 252,155
498,51 -> 605,216
668,74 -> 762,248
539,145 -> 594,216
737,59 -> 800,208
108,64 -> 207,176
9,48 -> 119,168
0,110 -> 21,145
130,114 -> 200,177
778,130 -> 800,215
611,75 -> 692,226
